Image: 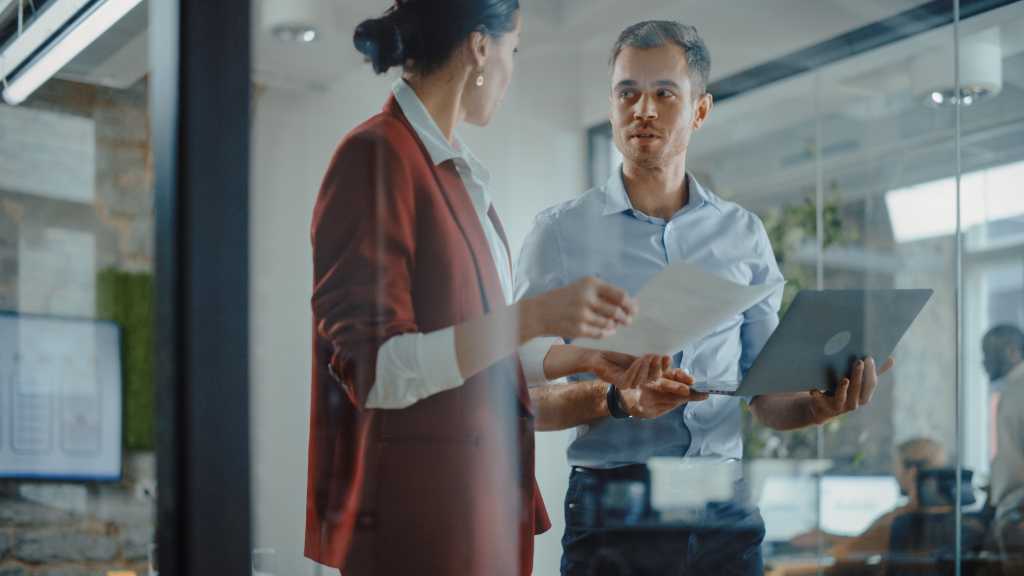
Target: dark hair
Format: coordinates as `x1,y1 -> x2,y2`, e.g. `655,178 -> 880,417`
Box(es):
610,20 -> 711,96
354,0 -> 520,75
984,324 -> 1024,355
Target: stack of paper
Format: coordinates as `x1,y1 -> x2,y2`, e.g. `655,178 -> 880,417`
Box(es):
573,261 -> 783,356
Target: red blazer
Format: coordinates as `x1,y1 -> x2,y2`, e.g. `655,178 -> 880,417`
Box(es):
305,96 -> 550,575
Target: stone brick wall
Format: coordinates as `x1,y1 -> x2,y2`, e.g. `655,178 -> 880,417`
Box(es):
0,78 -> 156,576
0,485 -> 152,576
0,77 -> 153,311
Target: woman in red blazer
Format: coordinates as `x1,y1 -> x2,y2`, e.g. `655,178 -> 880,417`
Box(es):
305,1 -> 643,574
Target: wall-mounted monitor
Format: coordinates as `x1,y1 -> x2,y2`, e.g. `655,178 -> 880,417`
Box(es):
0,312 -> 122,481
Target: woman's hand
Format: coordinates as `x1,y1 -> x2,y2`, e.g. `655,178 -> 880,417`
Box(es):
539,346 -> 638,384
520,277 -> 637,341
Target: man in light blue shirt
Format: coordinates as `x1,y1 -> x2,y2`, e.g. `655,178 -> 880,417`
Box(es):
517,21 -> 891,575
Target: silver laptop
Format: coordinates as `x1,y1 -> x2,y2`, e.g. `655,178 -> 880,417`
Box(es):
693,289 -> 933,396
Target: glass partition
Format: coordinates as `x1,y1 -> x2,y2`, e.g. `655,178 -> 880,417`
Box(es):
246,1 -> 1023,574
0,2 -> 157,574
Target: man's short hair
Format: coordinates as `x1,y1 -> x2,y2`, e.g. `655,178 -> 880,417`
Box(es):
984,324 -> 1024,356
609,20 -> 711,96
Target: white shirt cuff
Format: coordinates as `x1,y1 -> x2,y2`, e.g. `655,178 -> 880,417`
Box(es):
519,337 -> 563,388
366,327 -> 465,409
418,326 -> 465,393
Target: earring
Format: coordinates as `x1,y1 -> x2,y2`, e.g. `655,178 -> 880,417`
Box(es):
476,74 -> 485,87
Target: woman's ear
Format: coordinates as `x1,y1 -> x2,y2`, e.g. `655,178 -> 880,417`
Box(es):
467,29 -> 490,70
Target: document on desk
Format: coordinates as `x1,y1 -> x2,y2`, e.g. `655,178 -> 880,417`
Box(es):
574,262 -> 783,356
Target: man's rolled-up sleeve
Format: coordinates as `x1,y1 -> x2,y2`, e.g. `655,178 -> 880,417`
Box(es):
515,213 -> 567,387
740,218 -> 785,384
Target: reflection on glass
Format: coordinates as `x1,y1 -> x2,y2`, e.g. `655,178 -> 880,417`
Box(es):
962,5 -> 1024,575
252,547 -> 278,576
0,20 -> 156,572
247,0 -> 1024,574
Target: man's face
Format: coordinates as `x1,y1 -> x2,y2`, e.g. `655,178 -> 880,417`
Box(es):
609,44 -> 711,170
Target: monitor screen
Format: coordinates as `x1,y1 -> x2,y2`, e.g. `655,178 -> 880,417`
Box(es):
0,313 -> 122,480
819,475 -> 902,536
758,475 -> 819,542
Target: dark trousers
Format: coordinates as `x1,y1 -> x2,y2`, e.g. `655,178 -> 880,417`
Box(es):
560,465 -> 765,576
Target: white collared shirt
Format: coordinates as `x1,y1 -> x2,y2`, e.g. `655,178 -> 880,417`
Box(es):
365,80 -> 553,409
515,167 -> 784,465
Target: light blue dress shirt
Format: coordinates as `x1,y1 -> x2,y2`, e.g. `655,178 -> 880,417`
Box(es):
515,168 -> 784,467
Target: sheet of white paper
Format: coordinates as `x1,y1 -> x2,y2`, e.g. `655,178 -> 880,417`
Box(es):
573,262 -> 783,356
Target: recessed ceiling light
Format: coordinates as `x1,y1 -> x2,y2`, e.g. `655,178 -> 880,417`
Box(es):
922,86 -> 993,108
911,27 -> 1002,109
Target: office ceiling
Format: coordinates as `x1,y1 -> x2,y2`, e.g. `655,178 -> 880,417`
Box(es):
247,0 -> 939,90
6,0 -> 1023,195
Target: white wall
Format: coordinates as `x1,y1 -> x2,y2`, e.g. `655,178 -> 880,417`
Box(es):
249,69 -> 392,576
250,44 -> 586,576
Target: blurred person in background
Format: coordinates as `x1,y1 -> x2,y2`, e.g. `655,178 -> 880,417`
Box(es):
985,324 -> 1024,572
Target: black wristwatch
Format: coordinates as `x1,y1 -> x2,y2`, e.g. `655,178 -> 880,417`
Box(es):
606,383 -> 632,419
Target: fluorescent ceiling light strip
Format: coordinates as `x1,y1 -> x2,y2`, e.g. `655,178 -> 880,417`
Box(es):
0,0 -> 92,79
2,0 -> 143,105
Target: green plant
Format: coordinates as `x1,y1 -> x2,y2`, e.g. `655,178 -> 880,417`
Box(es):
743,189 -> 857,460
762,189 -> 857,314
97,268 -> 154,451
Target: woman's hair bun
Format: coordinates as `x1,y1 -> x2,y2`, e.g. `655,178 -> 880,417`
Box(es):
353,10 -> 407,74
354,0 -> 520,76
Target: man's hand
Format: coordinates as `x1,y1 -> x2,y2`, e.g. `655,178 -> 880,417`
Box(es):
585,349 -> 641,389
616,355 -> 708,419
807,356 -> 895,425
546,346 -> 672,390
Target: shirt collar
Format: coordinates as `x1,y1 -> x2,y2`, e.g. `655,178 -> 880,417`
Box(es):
392,79 -> 492,208
392,79 -> 470,167
393,78 -> 456,166
601,165 -> 720,217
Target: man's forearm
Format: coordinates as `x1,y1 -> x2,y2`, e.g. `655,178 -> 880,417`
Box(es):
530,380 -> 609,431
750,393 -> 819,431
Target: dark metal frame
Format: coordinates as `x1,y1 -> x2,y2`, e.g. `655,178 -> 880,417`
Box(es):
150,1 -> 252,574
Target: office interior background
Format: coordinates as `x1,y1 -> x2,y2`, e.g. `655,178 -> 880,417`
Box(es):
0,0 -> 1023,574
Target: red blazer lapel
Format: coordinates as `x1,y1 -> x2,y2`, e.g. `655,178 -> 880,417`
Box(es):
383,97 -> 532,412
432,164 -> 506,311
384,97 -> 506,313
431,164 -> 532,412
